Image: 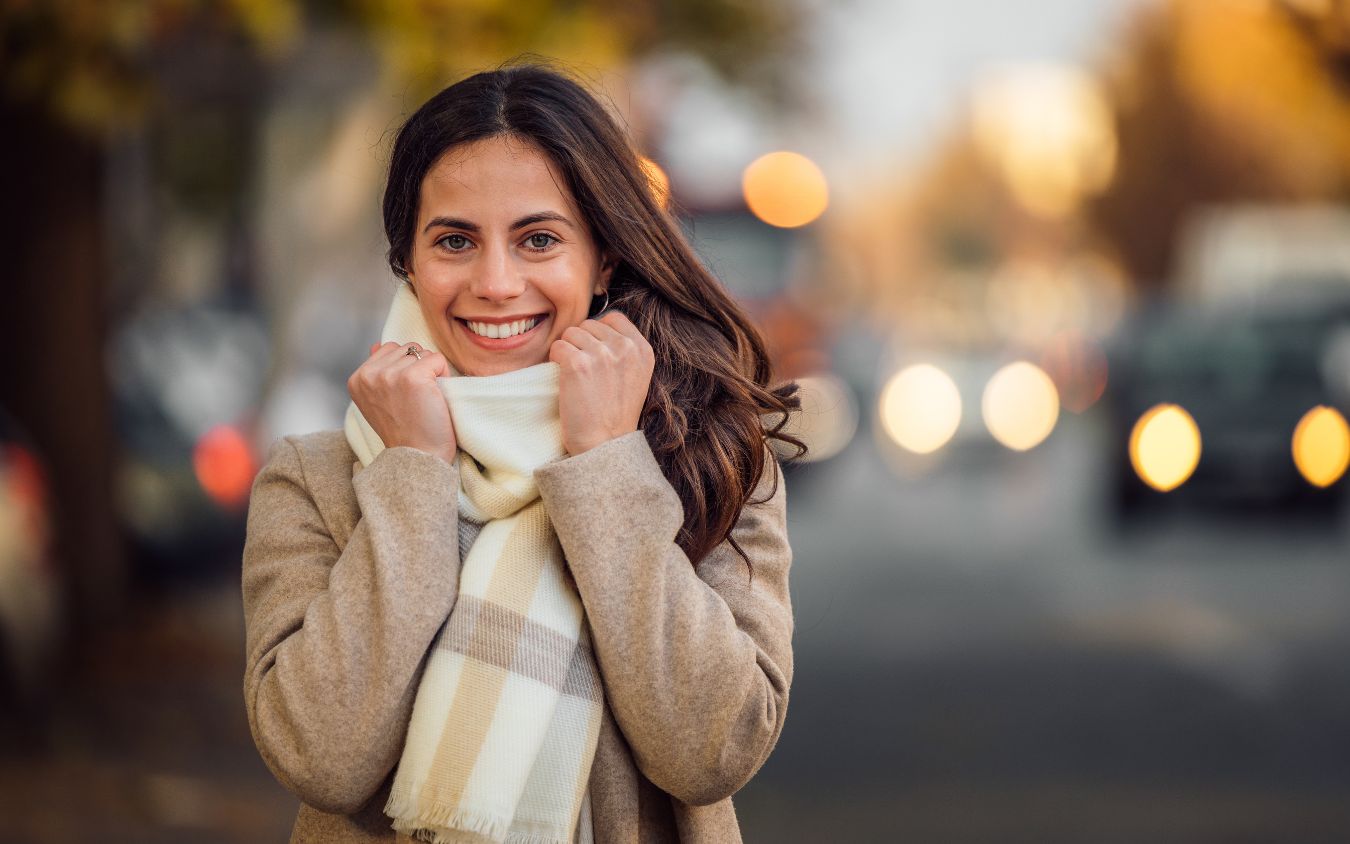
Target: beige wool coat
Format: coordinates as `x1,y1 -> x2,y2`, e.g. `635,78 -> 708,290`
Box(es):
240,427 -> 794,843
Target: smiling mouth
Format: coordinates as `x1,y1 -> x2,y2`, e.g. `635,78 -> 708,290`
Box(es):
455,315 -> 546,343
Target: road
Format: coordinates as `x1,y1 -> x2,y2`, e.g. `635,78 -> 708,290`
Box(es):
736,409 -> 1350,842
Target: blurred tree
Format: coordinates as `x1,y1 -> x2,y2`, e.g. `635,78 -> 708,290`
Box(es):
0,0 -> 798,135
1091,0 -> 1350,288
0,0 -> 800,628
1276,0 -> 1350,89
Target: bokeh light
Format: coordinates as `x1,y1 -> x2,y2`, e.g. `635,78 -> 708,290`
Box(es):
1,444 -> 50,556
193,425 -> 257,509
972,63 -> 1117,218
878,364 -> 962,455
1292,405 -> 1350,488
1040,331 -> 1109,414
982,361 -> 1060,451
1129,404 -> 1202,492
742,151 -> 829,228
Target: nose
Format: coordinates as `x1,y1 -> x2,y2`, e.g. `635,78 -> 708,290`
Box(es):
469,242 -> 526,302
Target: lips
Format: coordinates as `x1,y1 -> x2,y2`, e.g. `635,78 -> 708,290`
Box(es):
455,314 -> 547,350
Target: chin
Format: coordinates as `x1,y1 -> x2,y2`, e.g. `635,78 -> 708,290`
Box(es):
461,354 -> 544,377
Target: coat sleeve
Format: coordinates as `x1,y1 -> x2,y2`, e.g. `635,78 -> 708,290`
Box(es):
534,430 -> 793,807
240,436 -> 462,814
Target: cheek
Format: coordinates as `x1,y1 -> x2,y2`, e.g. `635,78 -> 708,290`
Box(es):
414,267 -> 467,303
540,262 -> 597,319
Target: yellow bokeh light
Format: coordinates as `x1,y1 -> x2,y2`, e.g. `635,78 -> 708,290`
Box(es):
1292,405 -> 1350,488
1129,404 -> 1202,492
741,151 -> 829,228
972,64 -> 1117,218
878,364 -> 962,455
639,156 -> 670,209
982,361 -> 1060,451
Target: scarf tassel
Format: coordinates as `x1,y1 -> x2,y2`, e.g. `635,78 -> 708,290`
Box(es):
389,801 -> 576,844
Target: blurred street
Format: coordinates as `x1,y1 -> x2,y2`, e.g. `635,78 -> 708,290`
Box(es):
741,408 -> 1350,842
4,398 -> 1350,842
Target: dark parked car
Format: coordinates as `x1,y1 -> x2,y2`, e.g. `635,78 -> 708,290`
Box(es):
1103,288 -> 1350,524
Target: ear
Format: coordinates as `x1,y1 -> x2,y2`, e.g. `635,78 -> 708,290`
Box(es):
595,252 -> 617,294
396,253 -> 416,289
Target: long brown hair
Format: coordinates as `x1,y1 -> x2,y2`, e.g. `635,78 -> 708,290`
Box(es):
383,62 -> 805,568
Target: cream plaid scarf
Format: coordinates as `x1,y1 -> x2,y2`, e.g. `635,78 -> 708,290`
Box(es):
344,282 -> 603,843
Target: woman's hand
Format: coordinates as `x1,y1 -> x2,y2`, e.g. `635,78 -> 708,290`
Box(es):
348,342 -> 457,464
549,311 -> 655,456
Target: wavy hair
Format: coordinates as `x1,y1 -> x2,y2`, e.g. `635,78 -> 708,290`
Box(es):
383,63 -> 805,568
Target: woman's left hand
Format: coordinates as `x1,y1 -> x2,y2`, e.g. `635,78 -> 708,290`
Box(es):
549,310 -> 655,456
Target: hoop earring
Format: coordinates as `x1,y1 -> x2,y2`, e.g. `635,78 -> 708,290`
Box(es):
588,289 -> 610,317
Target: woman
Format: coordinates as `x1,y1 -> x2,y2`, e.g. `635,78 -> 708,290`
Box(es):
242,63 -> 803,844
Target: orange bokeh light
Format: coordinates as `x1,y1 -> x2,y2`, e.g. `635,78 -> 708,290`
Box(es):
1292,405 -> 1350,488
193,425 -> 257,509
742,151 -> 829,228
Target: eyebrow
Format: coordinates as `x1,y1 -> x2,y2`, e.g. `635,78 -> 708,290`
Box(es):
422,211 -> 575,234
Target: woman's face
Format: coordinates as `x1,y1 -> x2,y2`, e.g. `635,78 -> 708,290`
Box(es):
406,134 -> 612,376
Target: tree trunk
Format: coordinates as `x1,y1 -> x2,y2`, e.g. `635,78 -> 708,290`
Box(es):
0,101 -> 126,633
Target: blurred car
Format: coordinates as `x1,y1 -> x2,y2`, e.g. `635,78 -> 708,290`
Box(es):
110,299 -> 269,582
1103,286 -> 1350,523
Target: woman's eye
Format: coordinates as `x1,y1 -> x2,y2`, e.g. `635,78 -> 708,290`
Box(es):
525,233 -> 557,251
440,234 -> 471,250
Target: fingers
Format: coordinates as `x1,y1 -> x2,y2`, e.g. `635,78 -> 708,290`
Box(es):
548,337 -> 580,366
588,312 -> 654,364
414,348 -> 452,377
369,341 -> 413,361
393,345 -> 451,378
560,324 -> 602,350
596,313 -> 651,360
597,310 -> 643,341
369,341 -> 432,361
578,317 -> 624,343
552,315 -> 653,377
606,312 -> 653,366
361,342 -> 450,377
565,313 -> 641,348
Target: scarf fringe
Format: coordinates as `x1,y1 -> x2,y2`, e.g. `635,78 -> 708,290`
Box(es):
391,750 -> 580,842
390,805 -> 572,844
503,833 -> 573,844
390,803 -> 512,843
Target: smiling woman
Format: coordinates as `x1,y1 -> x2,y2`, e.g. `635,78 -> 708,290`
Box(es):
410,136 -> 612,377
240,62 -> 805,844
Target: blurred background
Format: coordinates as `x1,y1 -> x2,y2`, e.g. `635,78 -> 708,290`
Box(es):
4,0 -> 1350,840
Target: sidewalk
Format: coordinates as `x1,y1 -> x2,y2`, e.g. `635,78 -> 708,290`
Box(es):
0,577 -> 295,843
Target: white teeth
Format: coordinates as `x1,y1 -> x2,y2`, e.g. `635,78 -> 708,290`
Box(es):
466,316 -> 540,339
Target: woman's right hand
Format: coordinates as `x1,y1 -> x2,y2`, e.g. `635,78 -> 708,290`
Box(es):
348,342 -> 457,465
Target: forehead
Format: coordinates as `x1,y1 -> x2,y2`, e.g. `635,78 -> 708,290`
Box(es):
418,135 -> 575,219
